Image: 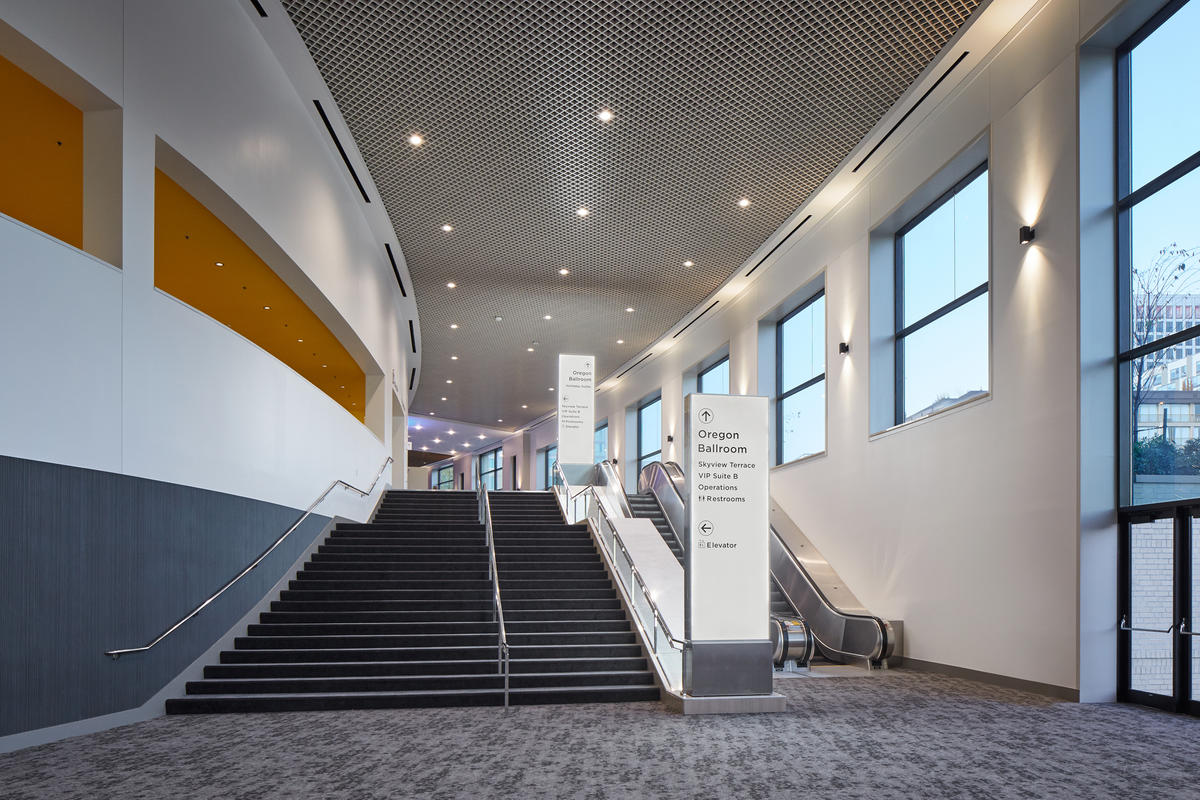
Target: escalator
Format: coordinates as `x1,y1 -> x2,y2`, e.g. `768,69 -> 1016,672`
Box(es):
629,461 -> 899,670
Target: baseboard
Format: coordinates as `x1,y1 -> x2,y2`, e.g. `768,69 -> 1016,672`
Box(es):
0,490 -> 387,755
899,657 -> 1079,701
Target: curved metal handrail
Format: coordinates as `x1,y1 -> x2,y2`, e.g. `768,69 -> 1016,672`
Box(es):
643,459 -> 896,667
553,462 -> 685,655
636,461 -> 686,552
476,460 -> 510,706
105,455 -> 394,659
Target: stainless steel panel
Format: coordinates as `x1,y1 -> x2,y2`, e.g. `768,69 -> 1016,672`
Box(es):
685,640 -> 775,696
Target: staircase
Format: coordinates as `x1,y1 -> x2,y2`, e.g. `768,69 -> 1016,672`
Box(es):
487,491 -> 659,704
627,492 -> 684,564
167,488 -> 657,713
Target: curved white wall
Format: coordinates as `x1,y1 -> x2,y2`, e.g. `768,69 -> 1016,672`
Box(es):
0,0 -> 418,518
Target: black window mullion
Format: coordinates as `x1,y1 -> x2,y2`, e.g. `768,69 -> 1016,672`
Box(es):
895,281 -> 989,340
1175,510 -> 1192,712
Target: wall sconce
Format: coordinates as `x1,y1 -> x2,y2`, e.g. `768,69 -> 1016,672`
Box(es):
839,342 -> 850,355
1019,225 -> 1036,245
667,435 -> 674,443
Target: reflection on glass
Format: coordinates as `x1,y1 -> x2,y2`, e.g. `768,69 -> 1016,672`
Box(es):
780,296 -> 824,392
900,170 -> 988,327
637,397 -> 662,474
1129,0 -> 1200,191
698,358 -> 730,395
434,465 -> 453,490
1193,521 -> 1199,702
1127,167 -> 1200,353
900,293 -> 988,422
779,382 -> 824,463
479,447 -> 502,490
541,444 -> 557,489
1130,332 -> 1200,505
1130,520 -> 1174,696
594,424 -> 608,465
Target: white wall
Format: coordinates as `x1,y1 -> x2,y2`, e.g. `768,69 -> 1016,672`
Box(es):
0,0 -> 420,519
585,0 -> 1126,692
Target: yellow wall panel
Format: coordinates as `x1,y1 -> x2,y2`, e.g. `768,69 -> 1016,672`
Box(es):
154,170 -> 366,421
0,53 -> 83,248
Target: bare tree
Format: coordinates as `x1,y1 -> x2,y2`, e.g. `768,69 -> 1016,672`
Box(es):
1130,244 -> 1200,433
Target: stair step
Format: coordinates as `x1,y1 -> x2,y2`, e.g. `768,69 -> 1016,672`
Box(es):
205,656 -> 649,679
186,671 -> 653,695
166,684 -> 659,714
220,643 -> 646,663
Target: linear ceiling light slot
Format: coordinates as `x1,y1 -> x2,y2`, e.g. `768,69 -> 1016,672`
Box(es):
408,320 -> 417,353
673,301 -> 720,339
312,99 -> 370,203
745,215 -> 812,279
852,50 -> 970,174
385,243 -> 407,297
408,367 -> 415,391
614,352 -> 655,380
249,0 -> 268,17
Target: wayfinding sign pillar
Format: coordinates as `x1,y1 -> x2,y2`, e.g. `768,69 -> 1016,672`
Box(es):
557,354 -> 595,484
683,393 -> 772,696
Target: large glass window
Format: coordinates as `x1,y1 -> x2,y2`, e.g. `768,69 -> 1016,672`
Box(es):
433,464 -> 454,490
894,164 -> 989,424
776,292 -> 825,463
1116,0 -> 1200,719
1120,0 -> 1200,506
698,357 -> 730,394
594,422 -> 608,465
541,444 -> 557,490
479,447 -> 502,490
637,396 -> 662,475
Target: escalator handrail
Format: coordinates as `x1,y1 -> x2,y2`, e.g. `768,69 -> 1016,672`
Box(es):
635,461 -> 686,552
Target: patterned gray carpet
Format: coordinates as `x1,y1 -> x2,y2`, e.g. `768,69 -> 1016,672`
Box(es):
2,671 -> 1198,800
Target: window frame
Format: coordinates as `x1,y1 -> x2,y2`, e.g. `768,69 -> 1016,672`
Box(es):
636,394 -> 662,475
433,464 -> 454,490
775,289 -> 826,465
892,160 -> 990,426
479,446 -> 503,490
698,356 -> 730,394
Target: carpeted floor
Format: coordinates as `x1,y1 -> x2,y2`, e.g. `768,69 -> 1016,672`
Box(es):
2,671 -> 1198,800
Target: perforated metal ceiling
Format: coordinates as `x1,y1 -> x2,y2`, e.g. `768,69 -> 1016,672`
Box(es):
281,0 -> 981,427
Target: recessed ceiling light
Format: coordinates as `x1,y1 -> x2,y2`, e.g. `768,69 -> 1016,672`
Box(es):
414,424 -> 423,430
448,429 -> 456,435
214,261 -> 224,267
451,355 -> 459,360
297,338 -> 303,343
497,418 -> 503,423
548,387 -> 555,392
263,306 -> 271,311
597,109 -> 614,122
626,307 -> 634,313
446,281 -> 456,288
559,268 -> 570,275
737,197 -> 751,208
408,133 -> 424,146
446,379 -> 453,384
441,396 -> 447,401
477,434 -> 486,439
617,339 -> 625,344
522,404 -> 528,409
527,347 -> 535,352
576,208 -> 589,217
450,324 -> 459,329
450,450 -> 456,455
494,316 -> 503,322
421,446 -> 428,451
461,442 -> 469,448
433,438 -> 442,444
441,224 -> 453,232
543,314 -> 552,320
683,260 -> 694,267
321,364 -> 327,368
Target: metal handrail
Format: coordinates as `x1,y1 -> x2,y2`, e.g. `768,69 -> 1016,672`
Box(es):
553,462 -> 684,654
1119,615 -> 1175,634
476,461 -> 510,707
636,461 -> 686,552
106,455 -> 394,659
